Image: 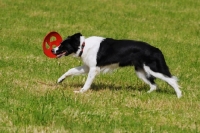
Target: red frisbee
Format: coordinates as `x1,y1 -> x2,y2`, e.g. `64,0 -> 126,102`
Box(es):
43,31 -> 62,58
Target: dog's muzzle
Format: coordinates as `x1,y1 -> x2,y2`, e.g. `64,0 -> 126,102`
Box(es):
51,49 -> 67,58
51,49 -> 56,55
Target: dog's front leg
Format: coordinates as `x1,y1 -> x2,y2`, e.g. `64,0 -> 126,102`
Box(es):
57,65 -> 89,83
74,67 -> 100,93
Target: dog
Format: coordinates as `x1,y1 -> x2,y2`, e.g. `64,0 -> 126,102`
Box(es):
51,33 -> 182,98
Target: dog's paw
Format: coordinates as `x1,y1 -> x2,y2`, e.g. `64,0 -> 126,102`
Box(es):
147,88 -> 156,93
176,91 -> 182,99
74,89 -> 85,93
57,77 -> 64,83
147,85 -> 157,93
74,90 -> 81,93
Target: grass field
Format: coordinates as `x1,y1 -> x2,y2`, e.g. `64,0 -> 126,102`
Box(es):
0,0 -> 200,132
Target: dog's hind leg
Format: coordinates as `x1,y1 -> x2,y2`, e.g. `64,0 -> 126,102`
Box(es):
143,65 -> 182,98
74,67 -> 100,93
57,65 -> 89,83
135,68 -> 157,93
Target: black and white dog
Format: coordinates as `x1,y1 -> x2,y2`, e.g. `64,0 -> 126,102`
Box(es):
52,33 -> 182,98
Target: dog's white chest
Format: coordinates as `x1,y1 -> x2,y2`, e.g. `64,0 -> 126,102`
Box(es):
81,37 -> 105,67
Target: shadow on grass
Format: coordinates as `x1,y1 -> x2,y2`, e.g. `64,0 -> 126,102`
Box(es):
60,81 -> 176,95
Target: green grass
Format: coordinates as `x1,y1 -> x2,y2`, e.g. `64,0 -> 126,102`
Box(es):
0,0 -> 200,132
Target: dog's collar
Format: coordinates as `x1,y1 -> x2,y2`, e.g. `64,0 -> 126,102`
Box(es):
78,42 -> 85,57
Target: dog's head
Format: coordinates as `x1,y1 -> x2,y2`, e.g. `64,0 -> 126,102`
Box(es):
52,32 -> 82,58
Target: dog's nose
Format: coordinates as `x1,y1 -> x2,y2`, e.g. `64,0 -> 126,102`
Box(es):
51,49 -> 55,54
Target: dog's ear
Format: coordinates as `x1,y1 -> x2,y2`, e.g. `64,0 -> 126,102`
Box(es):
73,32 -> 82,37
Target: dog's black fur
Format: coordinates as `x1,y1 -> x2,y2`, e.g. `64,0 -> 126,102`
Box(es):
97,38 -> 171,76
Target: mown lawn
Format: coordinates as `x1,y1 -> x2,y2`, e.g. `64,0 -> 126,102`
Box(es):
0,0 -> 200,132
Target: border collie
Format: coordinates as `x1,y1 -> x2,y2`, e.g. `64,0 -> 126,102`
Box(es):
52,33 -> 182,98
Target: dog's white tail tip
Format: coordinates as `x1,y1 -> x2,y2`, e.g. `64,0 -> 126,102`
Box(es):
177,92 -> 182,98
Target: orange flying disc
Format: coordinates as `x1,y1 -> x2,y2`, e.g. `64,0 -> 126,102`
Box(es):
43,31 -> 62,58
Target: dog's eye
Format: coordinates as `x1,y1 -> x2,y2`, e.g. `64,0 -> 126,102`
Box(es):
59,45 -> 63,48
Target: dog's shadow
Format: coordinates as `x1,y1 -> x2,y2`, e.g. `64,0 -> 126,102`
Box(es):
60,81 -> 175,95
61,82 -> 138,91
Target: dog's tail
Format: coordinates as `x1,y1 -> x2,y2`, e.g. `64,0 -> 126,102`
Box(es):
155,49 -> 172,77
